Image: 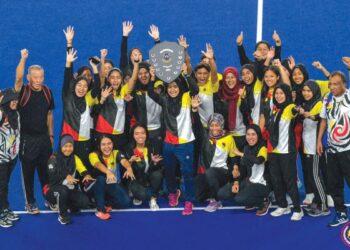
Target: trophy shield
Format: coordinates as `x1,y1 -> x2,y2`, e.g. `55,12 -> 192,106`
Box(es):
149,41 -> 184,83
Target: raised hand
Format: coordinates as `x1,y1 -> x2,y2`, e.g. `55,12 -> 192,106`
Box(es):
21,49 -> 29,60
312,61 -> 323,70
100,49 -> 108,59
272,58 -> 282,68
148,24 -> 160,41
101,86 -> 113,101
288,56 -> 295,70
66,48 -> 78,63
122,21 -> 134,37
267,46 -> 275,60
178,35 -> 189,49
191,95 -> 202,110
236,31 -> 243,46
63,26 -> 74,44
201,43 -> 214,60
253,50 -> 263,60
342,57 -> 350,70
272,30 -> 281,46
151,153 -> 163,164
181,63 -> 188,75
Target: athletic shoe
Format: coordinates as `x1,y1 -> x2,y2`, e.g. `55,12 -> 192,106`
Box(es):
303,193 -> 314,205
327,195 -> 334,208
45,201 -> 58,211
95,211 -> 111,220
168,189 -> 181,207
149,198 -> 160,211
3,209 -> 20,221
25,203 -> 40,214
270,207 -> 291,217
104,206 -> 113,212
182,201 -> 193,216
58,215 -> 71,225
256,199 -> 271,216
306,207 -> 331,217
291,210 -> 304,221
0,216 -> 13,228
328,212 -> 349,227
204,200 -> 222,212
133,198 -> 142,206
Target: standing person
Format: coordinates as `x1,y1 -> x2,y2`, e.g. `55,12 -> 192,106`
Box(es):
124,124 -> 163,210
147,65 -> 199,215
43,135 -> 94,225
214,67 -> 246,150
89,135 -> 134,220
61,48 -> 101,170
95,50 -> 140,150
15,49 -> 55,214
0,88 -> 20,227
317,71 -> 350,227
267,84 -> 303,221
298,80 -> 329,216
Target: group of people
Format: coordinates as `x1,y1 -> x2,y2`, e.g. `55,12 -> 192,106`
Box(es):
1,22 -> 350,228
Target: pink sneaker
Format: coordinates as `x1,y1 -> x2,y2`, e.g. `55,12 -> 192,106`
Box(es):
182,201 -> 193,215
168,189 -> 181,207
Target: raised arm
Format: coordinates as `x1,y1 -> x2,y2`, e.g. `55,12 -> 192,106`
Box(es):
120,21 -> 133,70
63,48 -> 78,96
63,25 -> 74,51
201,43 -> 218,84
89,58 -> 101,98
178,35 -> 192,75
127,54 -> 141,92
312,61 -> 331,79
272,30 -> 282,60
342,56 -> 350,80
236,32 -> 251,66
274,59 -> 291,86
15,49 -> 29,92
99,49 -> 108,86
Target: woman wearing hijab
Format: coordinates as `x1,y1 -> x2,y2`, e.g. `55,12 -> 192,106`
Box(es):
299,80 -> 330,216
192,105 -> 238,212
61,48 -> 102,170
0,88 -> 20,228
147,65 -> 199,215
43,134 -> 94,225
214,67 -> 246,150
239,64 -> 263,126
267,83 -> 303,220
217,124 -> 271,216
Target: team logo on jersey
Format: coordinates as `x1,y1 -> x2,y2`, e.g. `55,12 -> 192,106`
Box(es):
341,222 -> 350,247
331,113 -> 350,144
149,42 -> 184,83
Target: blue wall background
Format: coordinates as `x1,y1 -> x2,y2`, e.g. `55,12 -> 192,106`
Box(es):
0,0 -> 349,209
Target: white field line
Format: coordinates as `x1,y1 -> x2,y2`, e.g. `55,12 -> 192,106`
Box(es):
256,0 -> 264,42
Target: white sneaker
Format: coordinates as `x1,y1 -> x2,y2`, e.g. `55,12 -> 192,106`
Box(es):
133,198 -> 142,206
149,198 -> 159,211
291,210 -> 304,221
327,195 -> 334,208
270,207 -> 291,217
303,193 -> 314,205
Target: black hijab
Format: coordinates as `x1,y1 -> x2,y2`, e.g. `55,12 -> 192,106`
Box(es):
291,64 -> 309,105
72,76 -> 88,113
301,80 -> 321,112
56,135 -> 76,176
268,83 -> 293,148
240,64 -> 258,126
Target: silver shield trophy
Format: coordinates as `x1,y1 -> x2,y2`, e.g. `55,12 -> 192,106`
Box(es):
149,42 -> 184,83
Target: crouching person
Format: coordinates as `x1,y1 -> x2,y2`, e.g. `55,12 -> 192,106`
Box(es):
89,134 -> 134,220
217,125 -> 271,216
43,135 -> 93,225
